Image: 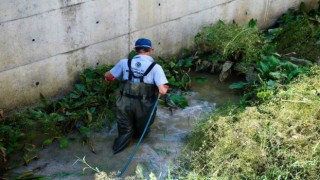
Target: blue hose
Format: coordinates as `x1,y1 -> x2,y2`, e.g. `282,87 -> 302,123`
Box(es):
117,94 -> 160,177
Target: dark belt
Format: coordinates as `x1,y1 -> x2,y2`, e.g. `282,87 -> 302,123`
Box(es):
120,91 -> 155,100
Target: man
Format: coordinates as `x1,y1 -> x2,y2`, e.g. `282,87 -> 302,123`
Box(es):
105,38 -> 169,154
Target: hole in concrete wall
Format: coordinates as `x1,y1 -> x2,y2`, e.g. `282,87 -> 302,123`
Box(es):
32,39 -> 35,42
35,82 -> 40,86
96,62 -> 99,65
233,19 -> 236,24
158,3 -> 161,6
245,11 -> 248,15
158,42 -> 161,45
96,21 -> 99,24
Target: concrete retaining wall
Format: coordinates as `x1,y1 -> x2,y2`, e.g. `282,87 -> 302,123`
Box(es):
0,0 -> 317,109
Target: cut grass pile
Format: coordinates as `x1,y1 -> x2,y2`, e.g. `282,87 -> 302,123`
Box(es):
178,65 -> 320,179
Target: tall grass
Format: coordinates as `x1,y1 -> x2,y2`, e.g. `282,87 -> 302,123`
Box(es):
176,66 -> 320,179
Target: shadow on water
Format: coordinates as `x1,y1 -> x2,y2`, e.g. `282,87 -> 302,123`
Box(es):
9,73 -> 241,179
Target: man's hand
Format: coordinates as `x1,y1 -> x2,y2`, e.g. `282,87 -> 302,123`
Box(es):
104,71 -> 115,82
105,76 -> 115,82
158,84 -> 169,95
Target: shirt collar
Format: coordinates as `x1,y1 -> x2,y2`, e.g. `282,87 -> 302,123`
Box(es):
133,55 -> 155,62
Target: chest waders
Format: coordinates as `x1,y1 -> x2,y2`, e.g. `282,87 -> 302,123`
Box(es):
112,58 -> 159,155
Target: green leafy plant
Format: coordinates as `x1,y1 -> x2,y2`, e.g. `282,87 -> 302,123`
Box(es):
157,56 -> 192,90
273,1 -> 320,62
0,65 -> 118,174
169,94 -> 188,109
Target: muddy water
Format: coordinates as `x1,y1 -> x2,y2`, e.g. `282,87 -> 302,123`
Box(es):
10,73 -> 241,179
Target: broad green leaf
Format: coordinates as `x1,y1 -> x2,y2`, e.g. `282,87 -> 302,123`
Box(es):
183,58 -> 193,67
268,56 -> 280,69
90,107 -> 96,113
169,62 -> 176,68
168,76 -> 176,84
178,58 -> 193,67
82,69 -> 96,79
75,84 -> 86,92
229,81 -> 248,89
70,92 -> 80,99
288,69 -> 300,81
269,72 -> 281,79
169,94 -> 188,108
281,61 -> 298,72
257,61 -> 269,76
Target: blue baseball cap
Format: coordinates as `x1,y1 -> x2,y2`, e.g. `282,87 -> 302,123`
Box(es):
135,38 -> 152,48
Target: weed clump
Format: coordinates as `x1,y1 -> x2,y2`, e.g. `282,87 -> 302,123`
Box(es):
177,66 -> 320,179
195,20 -> 266,65
273,3 -> 320,62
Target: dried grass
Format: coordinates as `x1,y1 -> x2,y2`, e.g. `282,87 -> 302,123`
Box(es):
179,66 -> 320,179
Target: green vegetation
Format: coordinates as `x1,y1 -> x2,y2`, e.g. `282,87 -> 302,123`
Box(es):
195,19 -> 266,64
176,66 -> 320,179
171,2 -> 320,179
0,52 -> 193,176
0,65 -> 118,174
191,2 -> 319,108
273,3 -> 320,61
0,2 -> 319,179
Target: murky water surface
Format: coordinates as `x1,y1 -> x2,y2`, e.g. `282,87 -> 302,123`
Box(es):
10,73 -> 241,179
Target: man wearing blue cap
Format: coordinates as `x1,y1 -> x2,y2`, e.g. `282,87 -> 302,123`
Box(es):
105,38 -> 169,154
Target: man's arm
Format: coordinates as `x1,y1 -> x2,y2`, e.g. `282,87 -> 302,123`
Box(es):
154,64 -> 169,95
104,59 -> 126,81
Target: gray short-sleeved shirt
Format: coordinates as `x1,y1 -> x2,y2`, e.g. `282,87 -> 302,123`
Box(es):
110,55 -> 168,86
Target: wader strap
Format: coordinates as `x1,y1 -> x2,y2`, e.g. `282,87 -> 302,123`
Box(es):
141,62 -> 156,82
127,58 -> 156,83
128,58 -> 133,81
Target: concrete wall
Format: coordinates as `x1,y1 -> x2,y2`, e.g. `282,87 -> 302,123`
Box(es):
0,0 -> 317,109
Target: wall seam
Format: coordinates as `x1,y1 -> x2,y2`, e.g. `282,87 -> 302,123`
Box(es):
264,0 -> 271,25
128,0 -> 131,54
